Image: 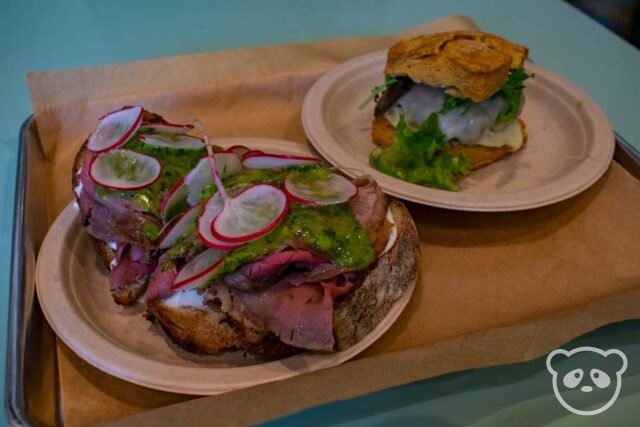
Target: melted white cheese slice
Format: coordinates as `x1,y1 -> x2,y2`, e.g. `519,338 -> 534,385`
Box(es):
384,83 -> 514,146
471,119 -> 523,151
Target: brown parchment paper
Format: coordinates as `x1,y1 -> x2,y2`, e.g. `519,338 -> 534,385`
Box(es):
26,15 -> 640,426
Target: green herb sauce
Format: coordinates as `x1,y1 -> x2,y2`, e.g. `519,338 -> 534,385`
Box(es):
208,202 -> 375,284
93,133 -> 207,215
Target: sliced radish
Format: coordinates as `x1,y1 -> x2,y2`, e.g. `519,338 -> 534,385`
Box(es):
283,173 -> 357,206
212,184 -> 289,243
241,149 -> 265,159
226,145 -> 251,157
242,153 -> 321,170
161,178 -> 188,223
88,105 -> 143,152
172,248 -> 225,290
90,149 -> 161,191
197,193 -> 242,250
159,204 -> 203,249
139,134 -> 205,150
185,153 -> 243,206
139,122 -> 194,134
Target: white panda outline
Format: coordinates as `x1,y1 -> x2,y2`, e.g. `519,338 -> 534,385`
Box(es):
546,346 -> 628,416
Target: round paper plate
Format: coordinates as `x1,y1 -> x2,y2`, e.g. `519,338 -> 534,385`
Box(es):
302,51 -> 615,212
36,138 -> 415,395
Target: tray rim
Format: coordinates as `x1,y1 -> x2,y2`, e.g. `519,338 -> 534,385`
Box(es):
5,115 -> 33,426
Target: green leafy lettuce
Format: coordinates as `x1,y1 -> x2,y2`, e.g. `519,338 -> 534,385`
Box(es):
358,75 -> 398,110
369,113 -> 470,191
493,67 -> 534,125
439,94 -> 474,115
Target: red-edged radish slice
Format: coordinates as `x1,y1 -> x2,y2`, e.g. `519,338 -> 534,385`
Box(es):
88,105 -> 143,152
185,153 -> 243,206
242,153 -> 321,169
215,151 -> 243,177
197,193 -> 242,250
139,134 -> 205,150
226,145 -> 251,157
139,122 -> 194,134
241,149 -> 265,159
172,248 -> 225,290
159,204 -> 203,249
283,173 -> 357,206
161,178 -> 188,223
90,149 -> 161,191
212,184 -> 289,243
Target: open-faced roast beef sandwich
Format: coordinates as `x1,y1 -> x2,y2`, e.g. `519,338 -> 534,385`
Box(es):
73,106 -> 420,356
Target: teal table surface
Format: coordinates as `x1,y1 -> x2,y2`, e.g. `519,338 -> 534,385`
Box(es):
2,0 -> 639,425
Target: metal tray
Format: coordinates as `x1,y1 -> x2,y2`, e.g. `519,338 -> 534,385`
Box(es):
6,116 -> 61,427
5,116 -> 640,426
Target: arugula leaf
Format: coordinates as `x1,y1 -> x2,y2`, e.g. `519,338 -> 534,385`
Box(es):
369,113 -> 470,191
358,75 -> 398,110
494,67 -> 534,125
439,94 -> 474,115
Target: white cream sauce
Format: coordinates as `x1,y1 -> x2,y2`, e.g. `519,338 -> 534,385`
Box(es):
162,288 -> 205,308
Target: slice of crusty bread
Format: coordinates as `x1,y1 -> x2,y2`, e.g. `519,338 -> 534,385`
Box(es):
145,300 -> 299,358
333,200 -> 419,350
385,31 -> 528,102
371,115 -> 527,171
72,109 -> 169,306
146,200 -> 420,355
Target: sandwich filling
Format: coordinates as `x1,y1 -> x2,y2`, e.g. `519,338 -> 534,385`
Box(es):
368,67 -> 532,191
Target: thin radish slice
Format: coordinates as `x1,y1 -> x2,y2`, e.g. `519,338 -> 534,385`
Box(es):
226,145 -> 251,157
139,122 -> 194,134
90,149 -> 161,191
161,178 -> 188,223
197,193 -> 242,250
88,105 -> 143,152
172,248 -> 225,290
185,153 -> 243,206
139,134 -> 205,150
212,184 -> 289,243
159,204 -> 203,249
241,149 -> 265,159
242,153 -> 320,169
283,173 -> 357,206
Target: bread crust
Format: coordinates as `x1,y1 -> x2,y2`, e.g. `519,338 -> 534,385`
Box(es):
371,115 -> 527,171
145,300 -> 299,358
333,200 -> 420,350
145,199 -> 420,355
385,31 -> 528,102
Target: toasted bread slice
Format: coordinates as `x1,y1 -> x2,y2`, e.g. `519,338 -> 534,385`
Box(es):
145,200 -> 420,354
333,200 -> 419,350
371,115 -> 527,171
385,31 -> 528,102
145,300 -> 299,357
72,109 -> 169,306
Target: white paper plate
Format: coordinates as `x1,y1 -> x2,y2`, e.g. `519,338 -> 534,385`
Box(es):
302,51 -> 615,211
35,138 -> 415,396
